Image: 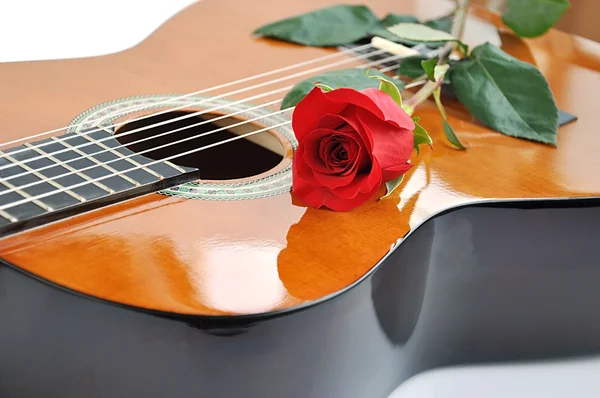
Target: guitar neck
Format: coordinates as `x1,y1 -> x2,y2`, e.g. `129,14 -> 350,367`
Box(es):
0,128 -> 197,237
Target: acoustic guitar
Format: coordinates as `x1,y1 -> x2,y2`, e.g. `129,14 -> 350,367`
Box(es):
1,0 -> 599,397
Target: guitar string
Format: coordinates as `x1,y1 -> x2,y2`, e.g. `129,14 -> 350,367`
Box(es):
1,56 -> 411,191
0,55 -> 405,199
0,48 -> 402,187
0,87 -> 292,181
0,45 -> 392,167
0,42 -> 378,153
1,69 -> 416,212
0,118 -> 295,212
1,38 -> 434,173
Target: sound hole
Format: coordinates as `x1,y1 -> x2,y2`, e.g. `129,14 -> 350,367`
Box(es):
115,111 -> 285,180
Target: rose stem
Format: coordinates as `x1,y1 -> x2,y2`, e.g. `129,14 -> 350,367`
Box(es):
404,74 -> 428,89
404,0 -> 470,112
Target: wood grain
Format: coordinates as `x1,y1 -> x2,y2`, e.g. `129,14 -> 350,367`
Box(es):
0,0 -> 599,315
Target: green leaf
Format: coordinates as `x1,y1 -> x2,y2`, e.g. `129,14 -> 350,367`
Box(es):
398,55 -> 452,84
368,14 -> 420,42
387,22 -> 469,54
386,22 -> 458,43
370,15 -> 452,49
433,87 -> 467,150
382,14 -> 420,26
381,175 -> 405,200
433,64 -> 449,82
442,120 -> 467,150
281,68 -> 405,109
253,5 -> 380,46
368,71 -> 402,106
398,55 -> 429,79
424,15 -> 453,33
502,0 -> 570,38
421,57 -> 438,82
450,43 -> 559,145
413,121 -> 433,154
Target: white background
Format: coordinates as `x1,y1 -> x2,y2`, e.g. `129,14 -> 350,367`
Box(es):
1,1 -> 599,396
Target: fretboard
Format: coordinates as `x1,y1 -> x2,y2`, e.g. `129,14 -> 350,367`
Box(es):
0,128 -> 197,237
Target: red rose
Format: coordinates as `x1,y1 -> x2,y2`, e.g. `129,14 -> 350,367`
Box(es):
291,86 -> 415,211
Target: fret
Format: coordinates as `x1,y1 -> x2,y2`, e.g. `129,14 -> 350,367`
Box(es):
0,169 -> 53,212
51,136 -> 142,187
93,126 -> 166,180
163,160 -> 187,174
56,129 -> 178,187
37,138 -> 135,194
83,128 -> 192,179
0,143 -> 105,213
1,149 -> 86,203
0,128 -> 199,237
0,155 -> 52,221
0,186 -> 47,221
25,142 -> 115,195
0,210 -> 18,223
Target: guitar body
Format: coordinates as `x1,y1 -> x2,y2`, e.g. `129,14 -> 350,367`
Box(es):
1,0 -> 600,397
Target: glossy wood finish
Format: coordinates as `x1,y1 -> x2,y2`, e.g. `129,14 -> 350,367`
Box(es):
1,0 -> 600,316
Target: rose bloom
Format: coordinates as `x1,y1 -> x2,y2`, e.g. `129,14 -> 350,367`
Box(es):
291,86 -> 415,211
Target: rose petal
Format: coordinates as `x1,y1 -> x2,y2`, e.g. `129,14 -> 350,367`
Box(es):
292,171 -> 331,209
324,135 -> 356,169
379,162 -> 413,182
324,180 -> 381,211
311,110 -> 372,153
302,128 -> 339,175
330,127 -> 370,174
325,145 -> 347,171
319,137 -> 339,168
294,141 -> 319,183
327,182 -> 380,211
312,134 -> 364,189
312,168 -> 355,189
307,112 -> 373,170
292,170 -> 381,212
292,146 -> 383,211
359,88 -> 415,130
321,88 -> 386,120
338,106 -> 374,150
337,134 -> 369,178
340,138 -> 358,166
293,86 -> 414,141
330,144 -> 347,166
319,138 -> 333,163
320,87 -> 414,130
357,108 -> 414,181
292,88 -> 348,140
335,133 -> 371,176
332,159 -> 382,200
316,113 -> 348,130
